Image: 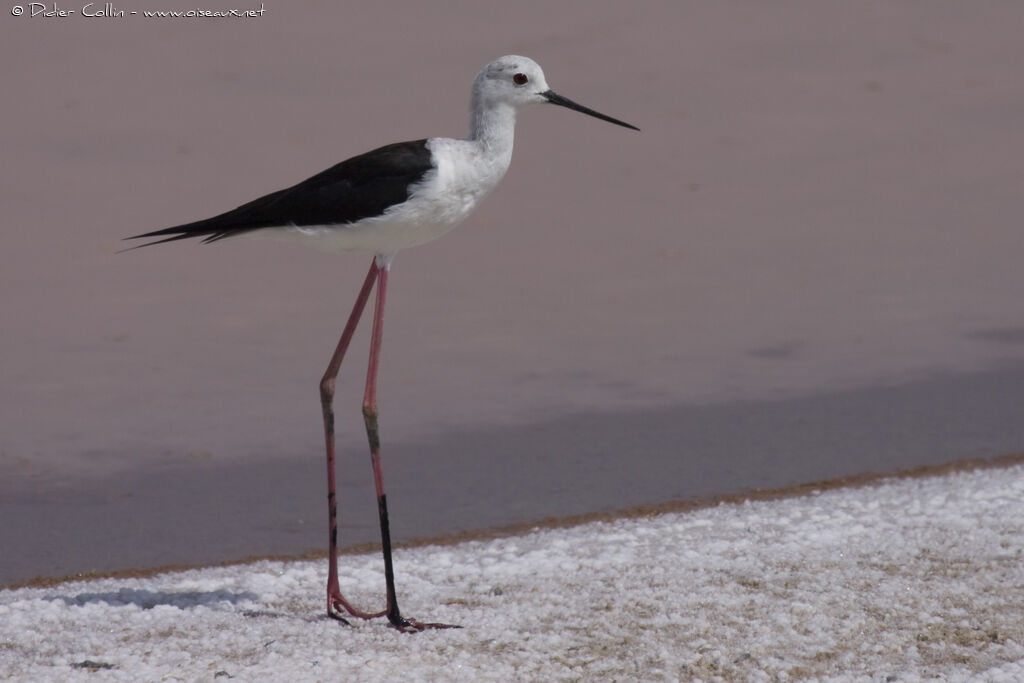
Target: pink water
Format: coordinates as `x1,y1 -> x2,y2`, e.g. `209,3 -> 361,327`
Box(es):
3,2 -> 1024,586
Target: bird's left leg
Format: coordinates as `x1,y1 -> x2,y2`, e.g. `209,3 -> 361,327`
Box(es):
361,257 -> 459,632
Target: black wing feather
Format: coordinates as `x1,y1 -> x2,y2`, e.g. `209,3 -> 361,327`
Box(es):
126,139 -> 433,247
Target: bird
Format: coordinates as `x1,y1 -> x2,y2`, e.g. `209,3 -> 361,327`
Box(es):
126,55 -> 638,631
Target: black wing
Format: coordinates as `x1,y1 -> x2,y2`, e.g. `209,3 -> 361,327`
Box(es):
126,139 -> 434,247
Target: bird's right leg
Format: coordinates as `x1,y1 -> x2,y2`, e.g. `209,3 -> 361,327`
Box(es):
320,258 -> 385,622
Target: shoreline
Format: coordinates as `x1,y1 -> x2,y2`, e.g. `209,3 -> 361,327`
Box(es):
9,450 -> 1023,592
7,362 -> 1024,590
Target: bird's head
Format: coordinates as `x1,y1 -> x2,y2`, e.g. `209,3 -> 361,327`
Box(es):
473,55 -> 639,131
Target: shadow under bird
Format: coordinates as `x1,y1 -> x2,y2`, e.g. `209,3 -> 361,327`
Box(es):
126,55 -> 638,631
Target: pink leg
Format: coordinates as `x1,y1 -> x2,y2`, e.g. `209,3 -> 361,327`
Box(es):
321,259 -> 385,622
321,257 -> 457,630
362,263 -> 459,631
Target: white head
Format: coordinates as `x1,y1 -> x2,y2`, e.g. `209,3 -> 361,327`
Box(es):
470,55 -> 639,138
472,55 -> 552,109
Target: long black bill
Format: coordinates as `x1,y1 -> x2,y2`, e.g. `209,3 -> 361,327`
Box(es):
541,90 -> 640,131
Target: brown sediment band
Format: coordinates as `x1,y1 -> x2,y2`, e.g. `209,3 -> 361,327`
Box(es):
10,451 -> 1023,591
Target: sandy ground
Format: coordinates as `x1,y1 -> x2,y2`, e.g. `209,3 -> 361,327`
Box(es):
2,462 -> 1023,681
3,2 -> 1024,587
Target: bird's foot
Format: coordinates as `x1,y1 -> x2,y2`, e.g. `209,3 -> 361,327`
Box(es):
388,613 -> 462,632
327,586 -> 459,630
328,590 -> 386,624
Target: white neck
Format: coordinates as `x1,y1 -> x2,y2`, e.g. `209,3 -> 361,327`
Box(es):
469,97 -> 517,159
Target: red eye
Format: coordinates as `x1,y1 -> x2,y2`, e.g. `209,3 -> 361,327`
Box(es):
513,73 -> 528,86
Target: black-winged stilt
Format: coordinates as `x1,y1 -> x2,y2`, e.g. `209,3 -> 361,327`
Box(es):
126,55 -> 638,631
